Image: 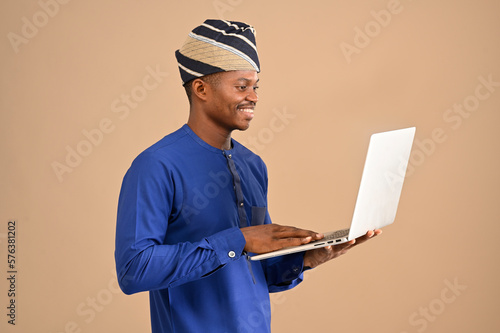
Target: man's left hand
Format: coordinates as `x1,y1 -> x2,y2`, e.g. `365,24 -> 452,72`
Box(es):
303,229 -> 382,269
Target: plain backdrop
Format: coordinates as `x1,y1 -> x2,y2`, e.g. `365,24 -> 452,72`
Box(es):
1,0 -> 499,332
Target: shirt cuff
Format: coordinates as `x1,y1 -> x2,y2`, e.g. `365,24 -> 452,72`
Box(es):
205,227 -> 246,265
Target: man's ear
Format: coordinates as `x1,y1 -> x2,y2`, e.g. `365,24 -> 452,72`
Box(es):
191,78 -> 210,101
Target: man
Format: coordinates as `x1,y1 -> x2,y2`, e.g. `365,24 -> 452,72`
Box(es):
115,19 -> 381,332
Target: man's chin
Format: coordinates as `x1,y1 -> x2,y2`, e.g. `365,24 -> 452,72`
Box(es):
239,123 -> 252,131
233,121 -> 252,132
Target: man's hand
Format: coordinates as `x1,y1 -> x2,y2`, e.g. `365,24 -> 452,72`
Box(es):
241,224 -> 323,254
303,229 -> 382,269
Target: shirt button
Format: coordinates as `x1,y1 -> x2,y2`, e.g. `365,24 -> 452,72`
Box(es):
239,202 -> 244,207
228,154 -> 232,158
228,251 -> 236,258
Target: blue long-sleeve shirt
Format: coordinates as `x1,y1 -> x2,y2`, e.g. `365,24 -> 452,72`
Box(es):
115,124 -> 306,332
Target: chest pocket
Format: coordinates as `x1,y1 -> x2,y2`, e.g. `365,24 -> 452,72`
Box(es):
251,206 -> 267,226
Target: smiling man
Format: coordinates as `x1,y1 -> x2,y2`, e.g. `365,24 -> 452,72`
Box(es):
115,19 -> 380,333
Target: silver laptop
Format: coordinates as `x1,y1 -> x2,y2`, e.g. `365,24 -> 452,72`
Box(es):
250,127 -> 416,261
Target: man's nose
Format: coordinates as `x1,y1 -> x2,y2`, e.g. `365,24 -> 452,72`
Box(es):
246,89 -> 258,103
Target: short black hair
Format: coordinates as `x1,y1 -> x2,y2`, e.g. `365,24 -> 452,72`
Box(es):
184,72 -> 223,104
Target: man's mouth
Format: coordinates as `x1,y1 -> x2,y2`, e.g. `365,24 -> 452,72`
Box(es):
237,103 -> 255,115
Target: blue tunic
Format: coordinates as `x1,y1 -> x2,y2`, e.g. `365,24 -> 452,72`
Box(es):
115,124 -> 305,332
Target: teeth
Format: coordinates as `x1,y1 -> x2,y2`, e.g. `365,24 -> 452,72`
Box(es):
238,109 -> 254,113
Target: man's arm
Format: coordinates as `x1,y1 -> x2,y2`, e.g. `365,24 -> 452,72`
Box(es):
115,153 -> 321,294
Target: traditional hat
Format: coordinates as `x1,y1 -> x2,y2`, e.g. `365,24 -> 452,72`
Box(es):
175,19 -> 260,85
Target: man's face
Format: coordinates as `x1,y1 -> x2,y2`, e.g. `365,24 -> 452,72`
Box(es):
205,70 -> 259,132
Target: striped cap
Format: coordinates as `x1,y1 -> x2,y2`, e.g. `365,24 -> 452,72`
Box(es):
175,19 -> 260,85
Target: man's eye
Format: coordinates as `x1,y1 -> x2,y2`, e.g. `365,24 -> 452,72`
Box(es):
239,86 -> 247,90
253,86 -> 259,91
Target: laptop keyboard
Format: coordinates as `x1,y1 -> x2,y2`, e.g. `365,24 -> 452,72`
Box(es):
323,228 -> 350,240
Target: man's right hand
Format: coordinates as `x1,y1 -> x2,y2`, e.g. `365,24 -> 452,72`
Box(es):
241,224 -> 323,254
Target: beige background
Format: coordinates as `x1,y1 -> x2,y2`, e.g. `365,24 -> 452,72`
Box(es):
1,0 -> 499,332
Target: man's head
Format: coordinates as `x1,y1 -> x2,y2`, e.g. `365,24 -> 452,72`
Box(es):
176,19 -> 260,132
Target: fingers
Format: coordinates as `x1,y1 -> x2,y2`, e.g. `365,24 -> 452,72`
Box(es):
304,240 -> 355,267
241,224 -> 324,253
304,229 -> 383,268
273,224 -> 322,240
274,225 -> 323,247
277,235 -> 315,248
351,229 -> 382,247
335,239 -> 356,252
242,225 -> 382,254
323,239 -> 355,255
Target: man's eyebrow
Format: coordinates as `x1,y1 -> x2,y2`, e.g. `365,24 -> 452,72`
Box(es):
235,78 -> 260,84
